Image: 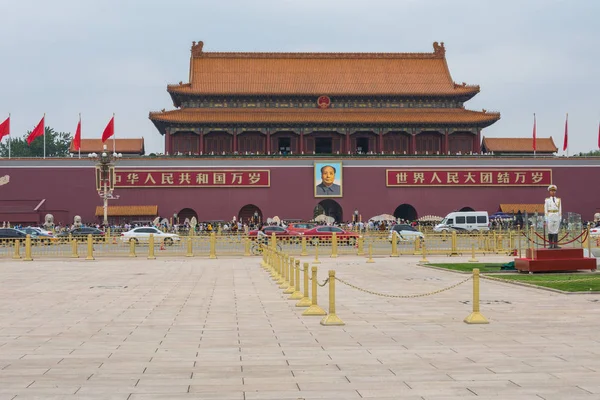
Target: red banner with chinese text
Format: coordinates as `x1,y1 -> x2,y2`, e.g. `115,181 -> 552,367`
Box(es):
114,170 -> 270,188
386,169 -> 552,187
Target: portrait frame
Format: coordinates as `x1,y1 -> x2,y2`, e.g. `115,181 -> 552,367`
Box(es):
314,161 -> 343,198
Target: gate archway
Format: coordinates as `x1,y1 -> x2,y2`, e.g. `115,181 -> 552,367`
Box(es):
459,206 -> 475,212
393,204 -> 418,222
238,204 -> 262,225
313,199 -> 343,223
177,208 -> 198,224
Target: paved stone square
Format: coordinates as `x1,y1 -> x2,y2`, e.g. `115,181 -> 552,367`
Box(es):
1,254 -> 600,399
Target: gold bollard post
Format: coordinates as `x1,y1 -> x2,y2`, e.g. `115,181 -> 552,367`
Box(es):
468,243 -> 478,263
587,225 -> 592,259
12,239 -> 21,259
331,233 -> 338,258
186,237 -> 193,257
518,229 -> 522,258
244,237 -> 250,256
296,262 -> 312,307
23,235 -> 33,261
301,236 -> 308,256
290,260 -> 303,300
284,257 -> 296,294
85,234 -> 94,261
420,239 -> 429,263
147,234 -> 156,260
357,236 -> 364,256
492,232 -> 498,253
302,266 -> 327,316
529,225 -> 535,259
366,243 -> 375,263
450,231 -> 459,256
129,238 -> 137,257
313,241 -> 321,264
277,254 -> 287,285
391,233 -> 399,257
320,270 -> 345,326
209,232 -> 217,259
271,233 -> 277,251
464,268 -> 489,324
71,238 -> 79,258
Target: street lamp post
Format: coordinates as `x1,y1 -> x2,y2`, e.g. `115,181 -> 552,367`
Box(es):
89,145 -> 122,227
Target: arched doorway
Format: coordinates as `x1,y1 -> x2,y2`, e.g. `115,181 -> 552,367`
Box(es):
177,208 -> 197,224
393,204 -> 418,222
459,206 -> 475,212
313,199 -> 343,223
238,204 -> 262,225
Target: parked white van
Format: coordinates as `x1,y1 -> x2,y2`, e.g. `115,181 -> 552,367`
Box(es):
433,211 -> 490,233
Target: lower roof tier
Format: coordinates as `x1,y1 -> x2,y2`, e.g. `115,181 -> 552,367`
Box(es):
149,107 -> 500,132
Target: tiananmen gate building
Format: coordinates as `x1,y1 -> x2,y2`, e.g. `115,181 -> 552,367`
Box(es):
1,42 -> 598,225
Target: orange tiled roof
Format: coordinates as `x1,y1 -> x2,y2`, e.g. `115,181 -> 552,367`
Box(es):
482,137 -> 557,153
95,205 -> 158,217
149,108 -> 500,126
70,139 -> 145,154
167,42 -> 480,97
500,204 -> 544,214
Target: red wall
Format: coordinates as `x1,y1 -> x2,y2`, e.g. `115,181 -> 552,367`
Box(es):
1,163 -> 599,225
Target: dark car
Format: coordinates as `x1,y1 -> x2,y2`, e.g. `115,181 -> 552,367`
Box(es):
248,226 -> 300,242
0,228 -> 29,240
302,226 -> 360,245
56,227 -> 105,242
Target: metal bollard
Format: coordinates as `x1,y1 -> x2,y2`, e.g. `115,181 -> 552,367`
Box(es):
23,235 -> 33,261
271,233 -> 277,251
148,234 -> 156,260
464,269 -> 489,324
331,233 -> 338,258
290,260 -> 303,300
129,239 -> 136,258
186,237 -> 193,257
468,243 -> 478,263
12,240 -> 21,259
391,233 -> 398,257
71,239 -> 79,258
313,241 -> 321,264
209,232 -> 217,259
302,266 -> 327,316
244,237 -> 250,256
85,234 -> 94,261
366,243 -> 375,263
276,254 -> 287,285
320,270 -> 345,326
284,257 -> 296,294
450,231 -> 458,256
301,236 -> 308,256
357,236 -> 364,256
296,262 -> 311,307
420,239 -> 429,263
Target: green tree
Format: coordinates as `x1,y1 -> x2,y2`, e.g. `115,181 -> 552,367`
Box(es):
577,150 -> 600,157
0,127 -> 72,157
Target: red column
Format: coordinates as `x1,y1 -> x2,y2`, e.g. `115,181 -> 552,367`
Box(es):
411,130 -> 417,155
475,128 -> 481,153
345,129 -> 351,153
199,129 -> 204,155
233,128 -> 238,153
165,128 -> 172,155
444,128 -> 449,155
266,129 -> 271,154
300,128 -> 304,154
379,129 -> 384,153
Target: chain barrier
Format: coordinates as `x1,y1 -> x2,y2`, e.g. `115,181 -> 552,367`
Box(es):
532,230 -> 587,246
309,276 -> 330,286
334,275 -> 472,298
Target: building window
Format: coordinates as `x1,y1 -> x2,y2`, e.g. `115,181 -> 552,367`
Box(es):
356,137 -> 369,154
278,137 -> 291,154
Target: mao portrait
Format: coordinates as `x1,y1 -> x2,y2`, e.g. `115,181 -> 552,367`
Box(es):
314,162 -> 343,197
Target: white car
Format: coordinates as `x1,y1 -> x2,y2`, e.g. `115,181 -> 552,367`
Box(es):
121,227 -> 180,245
25,226 -> 54,236
387,224 -> 425,242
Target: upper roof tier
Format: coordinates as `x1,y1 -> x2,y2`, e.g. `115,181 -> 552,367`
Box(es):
167,41 -> 480,98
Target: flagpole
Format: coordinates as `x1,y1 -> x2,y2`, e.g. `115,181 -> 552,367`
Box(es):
112,113 -> 116,155
43,113 -> 46,159
565,113 -> 569,158
78,113 -> 81,159
7,113 -> 10,160
533,113 -> 536,159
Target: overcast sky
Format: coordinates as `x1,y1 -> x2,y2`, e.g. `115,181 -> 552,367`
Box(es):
1,0 -> 599,155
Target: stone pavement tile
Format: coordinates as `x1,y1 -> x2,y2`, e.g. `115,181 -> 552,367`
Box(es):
358,387 -> 475,398
129,394 -> 243,400
13,396 -> 130,400
243,390 -> 362,400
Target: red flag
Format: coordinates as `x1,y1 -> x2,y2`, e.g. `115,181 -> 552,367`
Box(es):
101,116 -> 114,142
73,118 -> 81,151
563,113 -> 568,151
532,114 -> 537,151
26,116 -> 45,145
598,122 -> 600,149
0,117 -> 9,140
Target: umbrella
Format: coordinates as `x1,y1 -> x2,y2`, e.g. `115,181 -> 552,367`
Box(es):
418,215 -> 443,222
314,214 -> 334,224
369,214 -> 396,222
272,216 -> 281,224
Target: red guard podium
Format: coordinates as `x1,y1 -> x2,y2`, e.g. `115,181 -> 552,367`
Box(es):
515,248 -> 597,273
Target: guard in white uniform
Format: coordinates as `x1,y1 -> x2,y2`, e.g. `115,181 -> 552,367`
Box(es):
544,184 -> 562,249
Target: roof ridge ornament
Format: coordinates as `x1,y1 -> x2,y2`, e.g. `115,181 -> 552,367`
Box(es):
433,41 -> 445,57
191,41 -> 204,57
